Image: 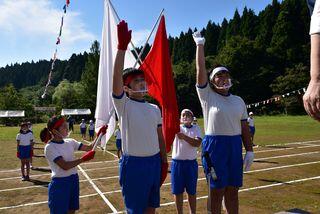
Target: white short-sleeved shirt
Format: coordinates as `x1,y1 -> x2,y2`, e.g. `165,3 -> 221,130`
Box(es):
112,93 -> 162,157
80,122 -> 86,129
172,124 -> 202,160
89,123 -> 95,131
247,117 -> 255,127
44,138 -> 82,178
196,83 -> 248,136
114,129 -> 121,140
16,132 -> 34,146
310,0 -> 320,34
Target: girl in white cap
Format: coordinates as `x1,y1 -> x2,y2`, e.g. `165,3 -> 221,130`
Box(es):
171,109 -> 202,214
88,120 -> 95,141
193,31 -> 254,213
247,112 -> 256,146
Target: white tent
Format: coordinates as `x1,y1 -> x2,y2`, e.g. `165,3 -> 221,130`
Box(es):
61,109 -> 91,116
0,110 -> 25,118
34,106 -> 56,112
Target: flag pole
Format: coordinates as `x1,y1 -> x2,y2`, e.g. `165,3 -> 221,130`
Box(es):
108,0 -> 143,67
133,8 -> 164,68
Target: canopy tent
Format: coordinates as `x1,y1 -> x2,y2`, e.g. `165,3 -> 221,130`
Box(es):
0,110 -> 25,118
61,109 -> 91,116
34,106 -> 56,112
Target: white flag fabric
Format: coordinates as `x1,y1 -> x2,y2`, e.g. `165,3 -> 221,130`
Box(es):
95,0 -> 136,148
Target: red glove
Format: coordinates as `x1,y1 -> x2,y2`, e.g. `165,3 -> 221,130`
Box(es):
97,125 -> 108,136
81,150 -> 95,162
160,162 -> 169,186
30,149 -> 34,157
117,20 -> 132,50
17,151 -> 20,158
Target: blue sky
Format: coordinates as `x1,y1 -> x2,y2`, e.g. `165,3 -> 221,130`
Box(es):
0,0 -> 280,68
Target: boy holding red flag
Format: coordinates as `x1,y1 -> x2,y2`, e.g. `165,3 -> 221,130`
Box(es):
112,20 -> 168,214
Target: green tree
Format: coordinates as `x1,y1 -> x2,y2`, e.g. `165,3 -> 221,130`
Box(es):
80,41 -> 100,113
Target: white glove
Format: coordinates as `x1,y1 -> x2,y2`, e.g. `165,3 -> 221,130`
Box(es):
244,151 -> 254,171
192,31 -> 205,45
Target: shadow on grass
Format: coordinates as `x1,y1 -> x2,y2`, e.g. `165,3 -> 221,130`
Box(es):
258,178 -> 289,184
280,208 -> 311,214
29,179 -> 50,187
32,167 -> 51,173
253,160 -> 279,164
33,155 -> 45,158
264,145 -> 290,149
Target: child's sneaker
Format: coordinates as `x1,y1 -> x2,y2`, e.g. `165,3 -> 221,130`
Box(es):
21,176 -> 26,181
25,175 -> 30,181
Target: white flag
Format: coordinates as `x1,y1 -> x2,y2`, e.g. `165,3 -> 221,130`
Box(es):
95,0 -> 136,149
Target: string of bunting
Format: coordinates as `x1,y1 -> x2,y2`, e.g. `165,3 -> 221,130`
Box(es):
41,0 -> 71,99
247,87 -> 307,109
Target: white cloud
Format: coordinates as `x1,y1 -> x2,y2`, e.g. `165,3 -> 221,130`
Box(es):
0,0 -> 96,66
131,29 -> 152,47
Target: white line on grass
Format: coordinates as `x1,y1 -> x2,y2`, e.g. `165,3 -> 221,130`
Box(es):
1,158 -> 320,203
254,151 -> 319,161
264,139 -> 320,147
242,144 -> 320,155
144,175 -> 320,209
2,171 -> 320,211
1,140 -> 318,174
1,150 -> 319,182
77,165 -> 118,213
84,140 -> 119,159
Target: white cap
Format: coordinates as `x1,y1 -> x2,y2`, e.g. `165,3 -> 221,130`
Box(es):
249,112 -> 254,115
209,66 -> 229,81
89,120 -> 93,123
181,109 -> 194,116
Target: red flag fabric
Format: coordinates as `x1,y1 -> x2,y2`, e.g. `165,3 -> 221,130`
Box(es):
66,0 -> 70,6
139,15 -> 179,153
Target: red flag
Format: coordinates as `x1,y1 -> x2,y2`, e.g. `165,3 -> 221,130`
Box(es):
66,0 -> 70,6
139,15 -> 179,152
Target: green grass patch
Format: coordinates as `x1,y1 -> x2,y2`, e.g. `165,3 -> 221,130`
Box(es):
0,115 -> 319,169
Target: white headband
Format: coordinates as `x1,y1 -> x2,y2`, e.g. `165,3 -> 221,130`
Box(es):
181,109 -> 193,116
209,66 -> 229,80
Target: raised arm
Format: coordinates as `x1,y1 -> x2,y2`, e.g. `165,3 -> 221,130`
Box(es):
303,34 -> 320,121
113,20 -> 132,96
193,32 -> 208,86
304,0 -> 320,121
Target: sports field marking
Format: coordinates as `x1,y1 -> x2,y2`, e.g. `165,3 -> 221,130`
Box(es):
242,144 -> 320,155
81,159 -> 118,165
264,139 -> 320,147
77,165 -> 118,213
1,149 -> 319,182
254,151 -> 319,161
143,175 -> 320,210
84,140 -> 119,159
2,139 -> 318,174
2,159 -> 320,198
2,171 -> 320,211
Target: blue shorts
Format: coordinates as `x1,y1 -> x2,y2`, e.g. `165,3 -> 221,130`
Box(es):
48,174 -> 80,213
89,130 -> 94,137
119,153 -> 161,213
116,139 -> 122,150
171,159 -> 198,195
18,145 -> 32,159
80,128 -> 86,134
249,126 -> 255,135
202,135 -> 243,189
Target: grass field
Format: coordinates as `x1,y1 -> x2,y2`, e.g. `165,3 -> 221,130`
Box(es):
0,115 -> 319,213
